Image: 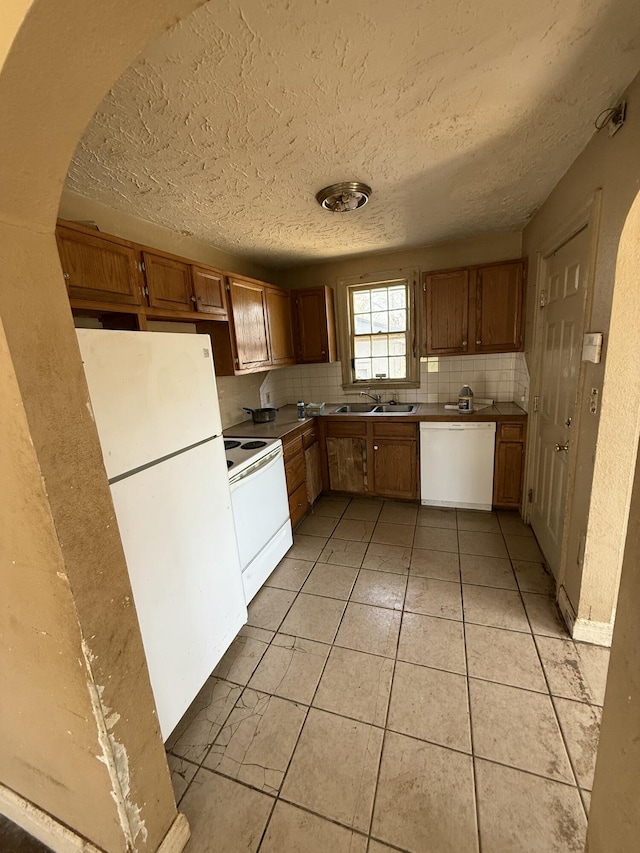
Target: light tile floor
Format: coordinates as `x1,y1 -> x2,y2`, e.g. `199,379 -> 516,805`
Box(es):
168,497 -> 610,853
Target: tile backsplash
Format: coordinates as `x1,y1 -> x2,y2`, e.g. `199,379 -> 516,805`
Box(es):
259,352 -> 530,411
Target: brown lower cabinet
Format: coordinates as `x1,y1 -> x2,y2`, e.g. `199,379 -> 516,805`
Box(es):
283,422 -> 322,527
319,416 -> 526,506
493,421 -> 526,508
320,419 -> 419,500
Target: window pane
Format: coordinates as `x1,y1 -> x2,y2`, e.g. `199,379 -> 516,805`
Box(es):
353,290 -> 371,313
354,359 -> 371,380
389,357 -> 406,378
354,337 -> 371,358
348,279 -> 410,384
371,289 -> 388,311
388,309 -> 406,331
354,314 -> 372,334
388,334 -> 406,355
371,312 -> 388,333
372,337 -> 388,357
373,357 -> 388,377
388,286 -> 406,309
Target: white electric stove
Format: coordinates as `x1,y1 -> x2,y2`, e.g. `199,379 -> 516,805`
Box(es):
224,437 -> 292,603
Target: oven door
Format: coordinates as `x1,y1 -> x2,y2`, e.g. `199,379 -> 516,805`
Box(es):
229,445 -> 290,572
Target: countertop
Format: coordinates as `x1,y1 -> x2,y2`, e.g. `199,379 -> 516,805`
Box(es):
225,402 -> 527,440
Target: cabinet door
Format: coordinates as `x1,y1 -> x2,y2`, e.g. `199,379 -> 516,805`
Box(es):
191,266 -> 227,316
424,269 -> 470,354
293,287 -> 337,363
143,252 -> 194,312
304,442 -> 323,505
56,226 -> 141,305
371,439 -> 418,499
493,423 -> 525,507
326,437 -> 367,493
475,262 -> 524,353
265,287 -> 295,366
494,441 -> 524,506
228,278 -> 271,369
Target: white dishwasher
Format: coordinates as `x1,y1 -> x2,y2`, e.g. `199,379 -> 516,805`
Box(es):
420,422 -> 496,511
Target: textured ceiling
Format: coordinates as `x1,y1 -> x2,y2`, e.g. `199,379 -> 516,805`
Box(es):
66,0 -> 640,268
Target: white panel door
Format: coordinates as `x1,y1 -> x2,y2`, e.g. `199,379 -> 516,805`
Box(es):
77,329 -> 222,479
530,227 -> 590,575
110,437 -> 246,740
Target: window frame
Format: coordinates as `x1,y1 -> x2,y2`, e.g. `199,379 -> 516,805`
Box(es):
337,267 -> 420,390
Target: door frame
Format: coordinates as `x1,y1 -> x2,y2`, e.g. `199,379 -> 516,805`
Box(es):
523,190 -> 602,595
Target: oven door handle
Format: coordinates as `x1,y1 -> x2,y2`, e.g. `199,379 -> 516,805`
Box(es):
229,447 -> 283,487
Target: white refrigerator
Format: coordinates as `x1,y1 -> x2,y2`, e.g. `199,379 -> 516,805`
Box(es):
76,329 -> 247,740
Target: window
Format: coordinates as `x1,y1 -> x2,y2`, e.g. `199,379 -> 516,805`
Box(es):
338,268 -> 419,388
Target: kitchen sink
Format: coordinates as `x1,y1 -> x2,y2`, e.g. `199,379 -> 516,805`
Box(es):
331,403 -> 379,413
330,403 -> 419,414
374,404 -> 418,414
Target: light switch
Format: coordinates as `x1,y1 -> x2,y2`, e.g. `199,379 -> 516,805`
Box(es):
582,333 -> 603,363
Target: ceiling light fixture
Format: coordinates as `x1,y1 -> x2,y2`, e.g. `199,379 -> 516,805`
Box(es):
316,181 -> 372,212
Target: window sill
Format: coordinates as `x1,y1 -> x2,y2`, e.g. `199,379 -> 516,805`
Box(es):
342,380 -> 420,392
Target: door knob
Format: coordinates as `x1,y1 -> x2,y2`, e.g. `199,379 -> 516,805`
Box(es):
554,443 -> 569,453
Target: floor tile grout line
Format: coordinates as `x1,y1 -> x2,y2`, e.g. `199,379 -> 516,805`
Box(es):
258,495 -> 358,848
459,524 -> 483,853
510,561 -> 588,815
365,569 -> 410,841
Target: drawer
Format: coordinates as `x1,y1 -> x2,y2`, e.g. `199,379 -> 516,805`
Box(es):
325,420 -> 367,438
283,434 -> 304,463
372,422 -> 417,440
499,422 -> 525,441
289,482 -> 309,528
302,424 -> 318,449
285,451 -> 306,495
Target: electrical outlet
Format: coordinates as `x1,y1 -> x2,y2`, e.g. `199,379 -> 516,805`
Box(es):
589,387 -> 599,414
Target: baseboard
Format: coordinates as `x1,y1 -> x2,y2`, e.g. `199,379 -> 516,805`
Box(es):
157,813 -> 191,853
0,783 -> 191,853
0,784 -> 102,853
572,616 -> 614,647
557,585 -> 613,647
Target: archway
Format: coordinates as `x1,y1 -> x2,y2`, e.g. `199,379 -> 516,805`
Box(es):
585,188 -> 640,850
0,2 -> 202,850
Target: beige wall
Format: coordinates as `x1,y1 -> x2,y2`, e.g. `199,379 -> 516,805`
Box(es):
586,425 -> 640,851
0,0 -> 203,849
59,190 -> 279,283
522,69 -> 640,628
278,231 -> 522,289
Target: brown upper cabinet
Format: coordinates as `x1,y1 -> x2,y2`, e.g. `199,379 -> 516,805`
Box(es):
142,251 -> 194,313
191,266 -> 227,316
56,224 -> 142,306
209,274 -> 295,374
291,286 -> 338,363
56,220 -> 229,323
423,259 -> 525,356
226,276 -> 271,370
264,286 -> 295,366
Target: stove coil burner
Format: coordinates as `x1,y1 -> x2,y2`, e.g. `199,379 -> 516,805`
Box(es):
224,440 -> 242,450
241,441 -> 268,450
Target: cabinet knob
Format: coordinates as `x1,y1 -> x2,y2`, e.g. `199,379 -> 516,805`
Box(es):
476,340 -> 482,345
373,445 -> 379,451
63,272 -> 70,280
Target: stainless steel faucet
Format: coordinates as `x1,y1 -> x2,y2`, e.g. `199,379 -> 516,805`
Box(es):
360,390 -> 382,404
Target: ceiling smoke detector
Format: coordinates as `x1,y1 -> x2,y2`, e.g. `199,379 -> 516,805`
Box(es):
316,181 -> 372,212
